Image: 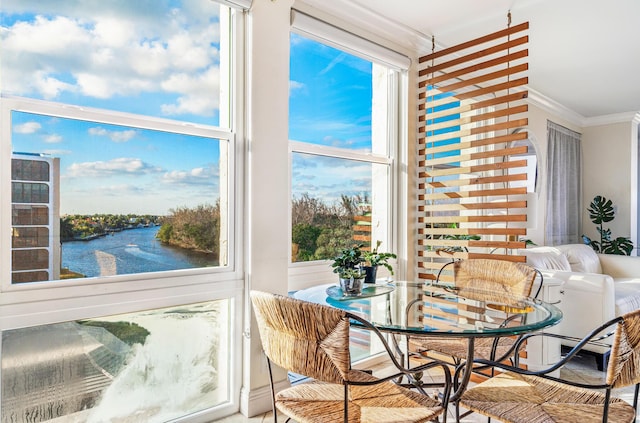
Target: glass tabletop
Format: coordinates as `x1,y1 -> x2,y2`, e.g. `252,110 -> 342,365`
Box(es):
291,281 -> 563,338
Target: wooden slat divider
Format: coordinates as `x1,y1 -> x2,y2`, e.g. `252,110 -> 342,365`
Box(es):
417,19 -> 531,285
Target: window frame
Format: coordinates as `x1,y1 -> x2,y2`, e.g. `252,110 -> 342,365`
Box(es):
1,96 -> 237,294
287,18 -> 407,290
0,2 -> 246,420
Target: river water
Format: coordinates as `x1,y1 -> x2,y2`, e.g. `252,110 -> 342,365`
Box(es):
62,226 -> 218,278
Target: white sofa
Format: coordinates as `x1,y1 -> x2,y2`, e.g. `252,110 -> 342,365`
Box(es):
520,244 -> 640,370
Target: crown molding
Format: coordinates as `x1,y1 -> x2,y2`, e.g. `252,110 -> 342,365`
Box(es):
295,0 -> 431,55
526,88 -> 586,127
527,88 -> 640,128
582,111 -> 640,127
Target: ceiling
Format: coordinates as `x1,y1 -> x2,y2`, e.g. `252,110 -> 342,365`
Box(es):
307,0 -> 640,121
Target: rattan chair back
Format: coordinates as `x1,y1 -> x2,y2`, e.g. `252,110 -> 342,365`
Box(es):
458,310 -> 640,423
250,290 -> 352,384
607,308 -> 640,388
250,290 -> 447,423
450,258 -> 537,303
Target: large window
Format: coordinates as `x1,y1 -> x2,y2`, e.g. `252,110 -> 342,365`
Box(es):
3,1 -> 232,285
0,1 -> 243,421
289,18 -> 405,269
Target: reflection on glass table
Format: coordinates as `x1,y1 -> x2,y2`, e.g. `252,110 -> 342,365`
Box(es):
291,281 -> 563,401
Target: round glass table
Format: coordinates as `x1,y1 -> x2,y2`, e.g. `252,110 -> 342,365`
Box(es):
292,281 -> 563,400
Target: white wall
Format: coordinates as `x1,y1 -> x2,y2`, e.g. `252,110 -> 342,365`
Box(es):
582,121 -> 636,248
242,0 -> 294,416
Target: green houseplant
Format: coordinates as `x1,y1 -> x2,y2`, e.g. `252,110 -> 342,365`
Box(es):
330,244 -> 365,295
362,240 -> 397,283
582,195 -> 633,255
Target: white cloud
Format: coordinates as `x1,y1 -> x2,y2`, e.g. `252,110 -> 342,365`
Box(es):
14,121 -> 41,134
32,71 -> 76,100
160,67 -> 220,116
44,134 -> 63,143
289,80 -> 306,95
1,2 -> 222,117
162,166 -> 218,186
66,157 -> 163,177
88,127 -> 137,143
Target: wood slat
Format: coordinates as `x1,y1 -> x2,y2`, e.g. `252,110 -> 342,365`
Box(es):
420,36 -> 529,77
421,49 -> 529,87
421,173 -> 527,189
354,215 -> 372,222
421,199 -> 527,211
419,77 -> 528,102
419,131 -> 527,155
420,118 -> 528,142
419,91 -> 528,115
419,22 -> 529,62
423,145 -> 528,167
423,227 -> 526,236
423,104 -> 528,133
419,215 -> 527,225
422,186 -> 527,201
419,159 -> 528,178
428,63 -> 528,95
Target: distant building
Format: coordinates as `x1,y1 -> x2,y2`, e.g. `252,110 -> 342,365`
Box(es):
11,153 -> 60,283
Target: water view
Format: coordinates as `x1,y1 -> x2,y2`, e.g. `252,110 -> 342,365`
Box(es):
62,226 -> 218,278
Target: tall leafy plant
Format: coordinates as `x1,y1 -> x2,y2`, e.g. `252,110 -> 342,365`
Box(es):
582,195 -> 633,255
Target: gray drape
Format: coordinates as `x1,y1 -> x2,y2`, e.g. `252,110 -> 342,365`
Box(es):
545,121 -> 582,245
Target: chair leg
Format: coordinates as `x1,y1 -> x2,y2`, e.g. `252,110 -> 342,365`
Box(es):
595,350 -> 610,372
265,358 -> 278,423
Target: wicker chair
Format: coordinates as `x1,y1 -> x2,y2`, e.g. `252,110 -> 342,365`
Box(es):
408,259 -> 540,365
250,290 -> 450,423
458,309 -> 640,423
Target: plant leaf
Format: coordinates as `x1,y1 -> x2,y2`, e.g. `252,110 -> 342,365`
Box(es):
588,195 -> 615,224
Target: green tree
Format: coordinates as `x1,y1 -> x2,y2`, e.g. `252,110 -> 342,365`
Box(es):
292,223 -> 322,261
157,203 -> 220,253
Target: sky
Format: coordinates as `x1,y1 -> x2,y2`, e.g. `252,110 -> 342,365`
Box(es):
289,33 -> 375,204
2,1 -> 376,215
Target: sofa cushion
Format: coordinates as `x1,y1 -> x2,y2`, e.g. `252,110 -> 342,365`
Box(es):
555,244 -> 602,274
519,246 -> 571,271
613,278 -> 640,315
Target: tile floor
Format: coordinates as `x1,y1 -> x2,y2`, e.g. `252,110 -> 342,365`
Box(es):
214,352 -> 638,423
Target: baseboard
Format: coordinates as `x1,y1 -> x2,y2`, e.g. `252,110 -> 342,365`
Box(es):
240,378 -> 289,418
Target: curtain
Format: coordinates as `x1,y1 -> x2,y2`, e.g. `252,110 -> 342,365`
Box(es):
546,120 -> 582,245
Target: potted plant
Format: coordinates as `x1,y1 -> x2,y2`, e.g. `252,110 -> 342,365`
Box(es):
362,240 -> 397,283
582,195 -> 634,255
330,244 -> 365,295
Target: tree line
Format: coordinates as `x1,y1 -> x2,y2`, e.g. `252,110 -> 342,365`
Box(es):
292,193 -> 370,262
61,194 -> 364,260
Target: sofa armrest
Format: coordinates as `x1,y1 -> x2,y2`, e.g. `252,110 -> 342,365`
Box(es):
539,269 -> 616,342
597,253 -> 640,279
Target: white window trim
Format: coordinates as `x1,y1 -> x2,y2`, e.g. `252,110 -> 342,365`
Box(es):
287,20 -> 406,290
290,10 -> 411,71
1,95 -> 239,296
0,4 -> 246,421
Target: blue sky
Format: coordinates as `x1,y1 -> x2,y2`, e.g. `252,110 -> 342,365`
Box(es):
289,33 -> 374,203
3,1 -> 374,215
